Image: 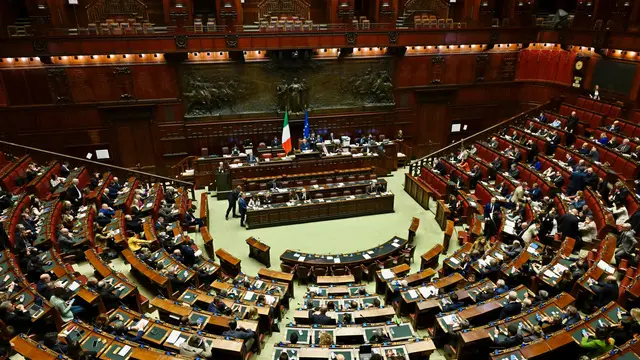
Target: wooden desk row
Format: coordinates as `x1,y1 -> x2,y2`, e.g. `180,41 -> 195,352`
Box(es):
84,248 -> 141,312
273,338 -> 435,360
396,273 -> 467,317
0,251 -> 53,324
232,271 -> 292,302
293,306 -> 397,325
209,279 -> 284,309
149,296 -> 260,337
492,302 -> 626,360
454,292 -> 575,360
434,285 -> 532,339
411,279 -> 494,330
281,236 -> 409,269
246,192 -> 395,229
86,172 -> 113,207
284,322 -> 419,345
39,248 -> 105,316
112,177 -> 139,213
243,178 -> 388,205
52,166 -> 88,198
32,198 -> 62,247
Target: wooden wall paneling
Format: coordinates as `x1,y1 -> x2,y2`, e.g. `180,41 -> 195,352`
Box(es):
430,56 -> 446,84
0,73 -> 6,106
1,70 -> 32,106
474,54 -> 490,82
111,66 -> 136,100
66,67 -> 96,103
47,68 -> 72,104
499,52 -> 518,81
131,65 -> 179,100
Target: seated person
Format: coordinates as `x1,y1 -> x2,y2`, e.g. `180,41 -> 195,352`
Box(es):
180,334 -> 213,358
98,204 -> 115,219
183,209 -> 205,228
492,323 -> 523,348
441,292 -> 466,312
207,296 -> 231,315
127,231 -> 153,253
368,328 -> 391,344
222,320 -> 256,352
588,275 -> 619,310
50,286 -> 84,322
579,327 -> 615,357
309,306 -> 334,325
499,291 -> 522,319
477,279 -> 509,301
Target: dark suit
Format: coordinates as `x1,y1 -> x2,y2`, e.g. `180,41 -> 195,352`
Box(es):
590,281 -> 619,308
499,301 -> 523,319
567,171 -> 586,196
558,213 -> 581,241
66,185 -> 82,207
309,310 -> 334,325
238,197 -> 247,226
180,244 -> 196,267
226,189 -> 240,218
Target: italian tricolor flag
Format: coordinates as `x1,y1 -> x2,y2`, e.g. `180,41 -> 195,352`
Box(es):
281,111 -> 292,154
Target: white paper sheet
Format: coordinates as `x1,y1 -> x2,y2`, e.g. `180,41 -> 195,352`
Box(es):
118,345 -> 131,356
166,330 -> 181,344
408,289 -> 418,298
244,291 -> 254,301
381,269 -> 395,280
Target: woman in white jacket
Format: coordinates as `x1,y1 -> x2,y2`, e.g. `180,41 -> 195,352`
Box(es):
610,202 -> 629,225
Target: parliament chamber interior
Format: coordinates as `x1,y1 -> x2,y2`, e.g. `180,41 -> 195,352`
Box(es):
6,0 -> 640,360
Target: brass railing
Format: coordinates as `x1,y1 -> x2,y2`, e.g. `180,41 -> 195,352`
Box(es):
258,0 -> 311,20
0,140 -> 195,199
86,0 -> 148,24
407,99 -> 559,178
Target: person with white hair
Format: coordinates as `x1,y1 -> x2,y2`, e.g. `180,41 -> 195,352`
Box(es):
66,178 -> 83,207
499,291 -> 522,319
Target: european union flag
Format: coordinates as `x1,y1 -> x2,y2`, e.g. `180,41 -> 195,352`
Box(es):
303,110 -> 310,139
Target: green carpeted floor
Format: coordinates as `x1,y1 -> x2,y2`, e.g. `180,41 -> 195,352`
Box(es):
68,167 -> 456,360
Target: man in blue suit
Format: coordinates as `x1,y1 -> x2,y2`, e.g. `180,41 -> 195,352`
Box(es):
238,193 -> 248,227
567,169 -> 586,196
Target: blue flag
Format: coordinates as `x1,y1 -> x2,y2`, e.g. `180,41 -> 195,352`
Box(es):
303,110 -> 310,139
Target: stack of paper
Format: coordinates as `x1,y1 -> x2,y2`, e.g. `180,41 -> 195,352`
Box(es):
449,257 -> 460,265
117,345 -> 131,356
254,280 -> 263,289
362,254 -> 371,260
543,269 -> 558,278
597,260 -> 616,274
381,269 -> 395,280
68,281 -> 81,292
244,291 -> 254,301
408,289 -> 419,299
166,330 -> 181,344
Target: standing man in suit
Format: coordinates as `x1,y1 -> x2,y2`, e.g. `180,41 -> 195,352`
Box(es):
566,111 -> 579,145
559,208 -> 582,250
225,186 -> 241,221
238,193 -> 248,228
66,178 -> 83,208
60,162 -> 71,178
484,197 -> 501,238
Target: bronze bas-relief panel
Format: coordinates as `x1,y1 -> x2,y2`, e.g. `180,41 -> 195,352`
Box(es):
178,59 -> 395,118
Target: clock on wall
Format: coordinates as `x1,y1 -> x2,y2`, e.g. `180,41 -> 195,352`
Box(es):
572,58 -> 588,88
